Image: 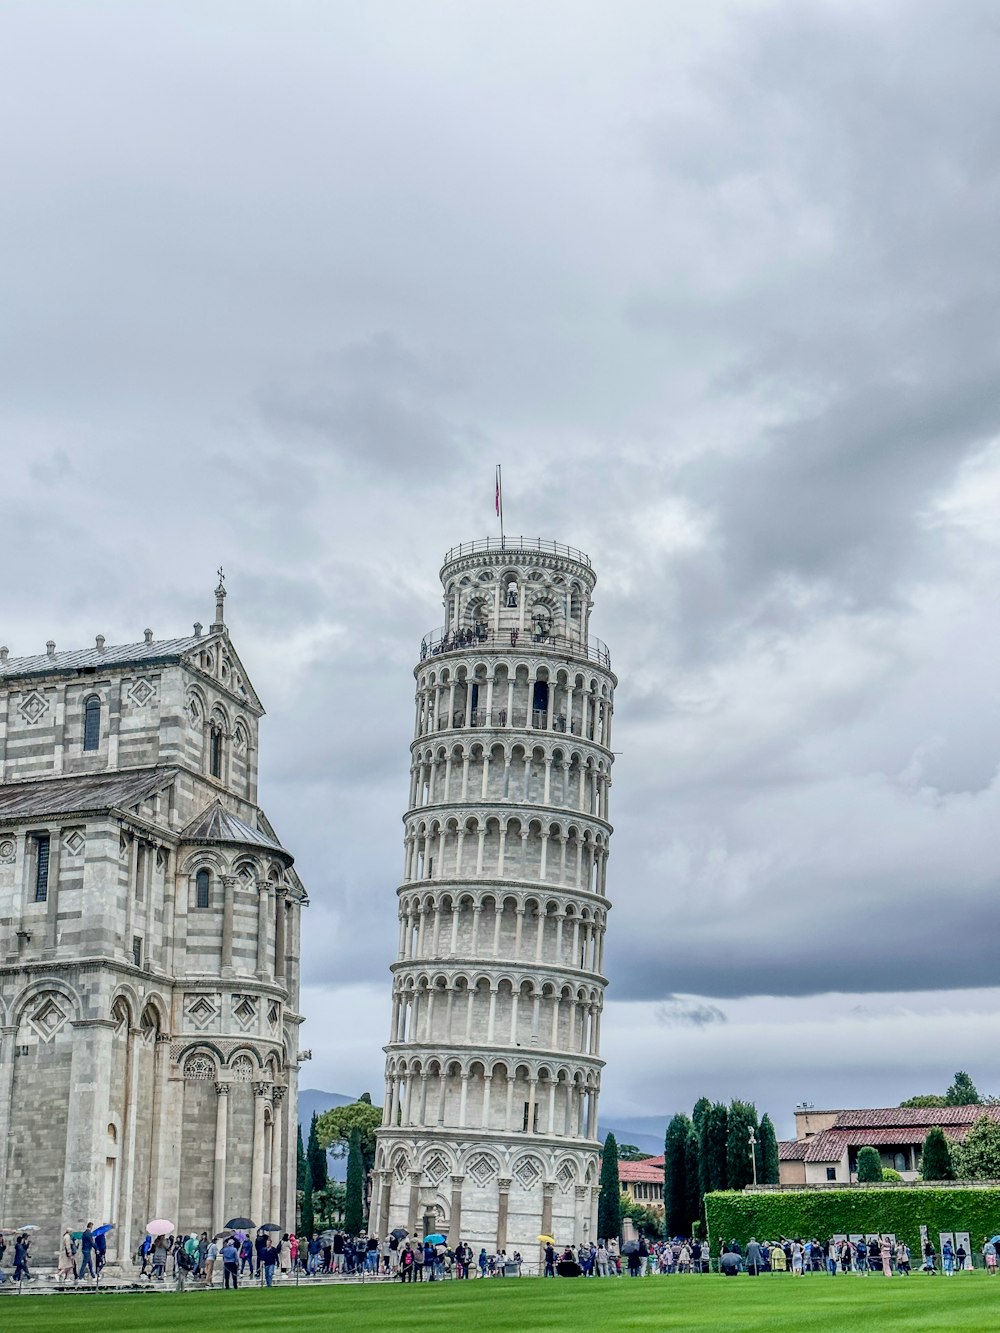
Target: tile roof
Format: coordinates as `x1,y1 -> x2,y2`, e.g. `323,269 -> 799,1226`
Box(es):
180,800 -> 287,854
0,768 -> 177,820
618,1155 -> 664,1184
0,635 -> 216,680
831,1105 -> 996,1129
780,1106 -> 1000,1163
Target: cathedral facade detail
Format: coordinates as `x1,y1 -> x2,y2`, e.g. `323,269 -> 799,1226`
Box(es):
374,539 -> 615,1254
0,580 -> 307,1262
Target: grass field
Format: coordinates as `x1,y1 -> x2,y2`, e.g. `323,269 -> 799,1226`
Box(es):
3,1274 -> 1000,1333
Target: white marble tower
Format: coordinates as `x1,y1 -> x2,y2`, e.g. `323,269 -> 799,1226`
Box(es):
374,538 -> 615,1256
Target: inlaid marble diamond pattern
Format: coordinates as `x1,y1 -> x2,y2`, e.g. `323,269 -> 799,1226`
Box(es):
128,678 -> 155,706
467,1153 -> 498,1187
18,691 -> 48,724
30,997 -> 67,1042
514,1156 -> 542,1190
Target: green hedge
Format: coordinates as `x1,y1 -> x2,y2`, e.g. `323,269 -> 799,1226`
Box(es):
706,1187 -> 1000,1256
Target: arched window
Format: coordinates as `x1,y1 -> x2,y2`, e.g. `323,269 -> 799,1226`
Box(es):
83,696 -> 101,751
210,725 -> 223,778
195,869 -> 210,909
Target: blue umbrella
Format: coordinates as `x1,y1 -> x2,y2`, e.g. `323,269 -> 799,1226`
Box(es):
425,1233 -> 446,1244
93,1224 -> 115,1238
990,1235 -> 1000,1245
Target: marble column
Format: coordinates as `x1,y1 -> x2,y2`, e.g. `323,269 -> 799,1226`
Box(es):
213,1082 -> 230,1235
269,1087 -> 285,1225
407,1169 -> 422,1237
450,1174 -> 465,1243
496,1177 -> 512,1251
250,1081 -> 269,1223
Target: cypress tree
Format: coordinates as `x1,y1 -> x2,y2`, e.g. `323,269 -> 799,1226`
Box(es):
663,1114 -> 693,1236
300,1177 -> 315,1236
297,1123 -> 308,1190
598,1132 -> 622,1241
345,1127 -> 365,1234
726,1100 -> 759,1191
759,1114 -> 780,1186
703,1102 -> 729,1193
684,1128 -> 702,1232
921,1126 -> 957,1180
692,1096 -> 711,1137
856,1146 -> 883,1182
307,1111 -> 328,1191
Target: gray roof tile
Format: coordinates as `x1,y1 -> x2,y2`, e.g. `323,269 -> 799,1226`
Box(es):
0,635 -> 215,680
0,768 -> 178,820
180,799 -> 287,854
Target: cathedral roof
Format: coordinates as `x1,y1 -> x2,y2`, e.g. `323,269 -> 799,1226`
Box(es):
0,634 -> 217,679
180,799 -> 289,855
0,767 -> 178,821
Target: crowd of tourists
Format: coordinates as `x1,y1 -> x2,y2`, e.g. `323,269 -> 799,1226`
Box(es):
716,1235 -> 999,1276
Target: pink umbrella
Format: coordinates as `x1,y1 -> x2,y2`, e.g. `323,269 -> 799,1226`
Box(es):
146,1219 -> 175,1235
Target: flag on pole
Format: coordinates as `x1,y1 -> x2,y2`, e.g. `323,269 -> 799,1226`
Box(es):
495,464 -> 501,517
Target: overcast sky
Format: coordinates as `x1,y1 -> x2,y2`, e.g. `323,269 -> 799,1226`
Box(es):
4,0 -> 1000,1136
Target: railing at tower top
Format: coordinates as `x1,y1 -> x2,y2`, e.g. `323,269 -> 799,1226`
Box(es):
420,625 -> 612,671
441,537 -> 592,568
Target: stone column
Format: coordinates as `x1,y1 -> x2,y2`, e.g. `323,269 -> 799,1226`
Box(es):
61,1018 -> 116,1237
407,1169 -> 422,1237
213,1082 -> 230,1235
250,1081 -> 269,1223
449,1174 -> 465,1243
221,874 -> 236,972
496,1177 -> 512,1251
118,1026 -> 143,1266
377,1169 -> 391,1239
540,1180 -> 555,1266
269,1087 -> 285,1225
575,1184 -> 589,1241
256,881 -> 273,979
148,1032 -> 176,1220
0,1025 -> 15,1218
274,888 -> 287,979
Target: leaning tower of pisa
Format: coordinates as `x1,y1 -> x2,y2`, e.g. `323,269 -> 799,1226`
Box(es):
373,538 -> 615,1258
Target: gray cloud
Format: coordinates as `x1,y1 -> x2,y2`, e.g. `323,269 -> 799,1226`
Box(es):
4,0 -> 1000,1113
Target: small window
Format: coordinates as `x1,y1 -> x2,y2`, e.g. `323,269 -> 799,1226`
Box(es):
521,1101 -> 539,1133
210,727 -> 222,778
826,1167 -> 837,1181
195,869 -> 210,909
34,835 -> 50,902
83,695 -> 101,751
132,936 -> 143,968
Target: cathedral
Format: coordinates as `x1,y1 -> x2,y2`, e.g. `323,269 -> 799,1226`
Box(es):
0,579 -> 306,1265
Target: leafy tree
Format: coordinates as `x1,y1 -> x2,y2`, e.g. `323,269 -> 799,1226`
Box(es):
345,1127 -> 365,1234
619,1194 -> 663,1238
297,1123 -> 308,1190
947,1071 -> 981,1106
313,1181 -> 347,1230
307,1112 -> 328,1191
920,1127 -> 957,1181
684,1129 -> 702,1232
618,1143 -> 652,1161
664,1114 -> 693,1235
300,1178 -> 314,1236
316,1097 -> 383,1212
598,1133 -> 623,1241
759,1114 -> 780,1186
701,1102 -> 729,1194
726,1100 -> 759,1191
954,1115 -> 1000,1180
856,1146 -> 883,1182
881,1168 -> 902,1182
900,1095 -> 949,1108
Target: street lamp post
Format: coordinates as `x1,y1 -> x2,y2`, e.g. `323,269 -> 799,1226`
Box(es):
749,1127 -> 758,1187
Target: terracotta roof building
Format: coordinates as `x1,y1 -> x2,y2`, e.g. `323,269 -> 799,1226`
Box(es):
778,1104 -> 1000,1185
618,1153 -> 665,1209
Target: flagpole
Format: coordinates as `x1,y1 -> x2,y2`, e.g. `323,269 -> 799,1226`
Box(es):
496,463 -> 505,550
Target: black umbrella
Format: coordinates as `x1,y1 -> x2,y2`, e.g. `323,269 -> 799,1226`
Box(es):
556,1260 -> 582,1277
391,1227 -> 409,1240
225,1217 -> 254,1230
258,1223 -> 281,1232
621,1241 -> 639,1255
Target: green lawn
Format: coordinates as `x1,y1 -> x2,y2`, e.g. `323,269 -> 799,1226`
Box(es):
3,1273 -> 999,1333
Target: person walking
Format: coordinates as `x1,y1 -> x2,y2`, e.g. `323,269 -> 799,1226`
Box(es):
221,1237 -> 239,1289
78,1223 -> 96,1279
895,1241 -> 910,1275
12,1235 -> 31,1282
261,1240 -> 279,1287
279,1233 -> 291,1277
880,1235 -> 892,1277
205,1237 -> 219,1286
57,1229 -> 76,1283
942,1239 -> 955,1276
239,1235 -> 254,1277
746,1238 -> 763,1277
175,1236 -> 196,1292
983,1238 -> 997,1274
400,1243 -> 415,1282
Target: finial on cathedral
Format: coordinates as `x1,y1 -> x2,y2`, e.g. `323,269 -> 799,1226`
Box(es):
212,566 -> 227,634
